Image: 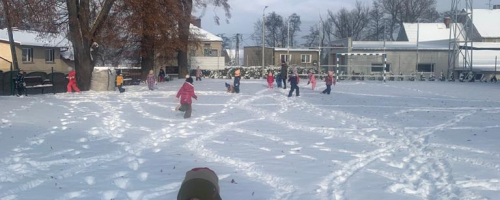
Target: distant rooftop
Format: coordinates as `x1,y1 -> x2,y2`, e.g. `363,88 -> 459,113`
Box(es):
190,24 -> 222,42
471,9 -> 500,38
0,29 -> 70,48
398,23 -> 464,43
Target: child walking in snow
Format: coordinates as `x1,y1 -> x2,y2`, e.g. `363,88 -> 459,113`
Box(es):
288,69 -> 300,97
308,71 -> 317,90
146,70 -> 156,90
66,67 -> 81,93
267,72 -> 274,89
116,71 -> 125,93
321,71 -> 335,95
234,69 -> 241,93
275,73 -> 282,88
176,76 -> 197,119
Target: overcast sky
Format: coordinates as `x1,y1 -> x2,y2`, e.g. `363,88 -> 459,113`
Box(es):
195,0 -> 494,47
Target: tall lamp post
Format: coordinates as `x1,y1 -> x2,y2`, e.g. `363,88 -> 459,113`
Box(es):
262,6 -> 268,78
287,17 -> 291,65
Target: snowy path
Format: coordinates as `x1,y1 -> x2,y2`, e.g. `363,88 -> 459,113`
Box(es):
1,80 -> 499,200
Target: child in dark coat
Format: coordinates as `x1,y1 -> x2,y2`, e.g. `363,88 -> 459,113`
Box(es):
288,70 -> 300,97
275,73 -> 282,88
176,76 -> 197,119
234,69 -> 241,93
15,70 -> 25,96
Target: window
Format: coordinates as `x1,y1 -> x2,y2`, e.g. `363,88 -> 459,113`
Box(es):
204,43 -> 211,49
22,48 -> 33,62
280,54 -> 291,63
45,49 -> 55,63
417,64 -> 435,72
301,54 -> 312,63
204,49 -> 218,57
371,64 -> 391,72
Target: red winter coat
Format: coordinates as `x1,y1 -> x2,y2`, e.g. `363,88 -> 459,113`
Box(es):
326,76 -> 334,86
67,70 -> 77,83
267,75 -> 274,83
176,82 -> 197,104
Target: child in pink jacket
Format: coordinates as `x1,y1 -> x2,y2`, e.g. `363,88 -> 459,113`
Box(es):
267,72 -> 274,89
308,71 -> 317,90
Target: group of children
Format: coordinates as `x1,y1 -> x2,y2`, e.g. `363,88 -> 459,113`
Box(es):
266,68 -> 336,97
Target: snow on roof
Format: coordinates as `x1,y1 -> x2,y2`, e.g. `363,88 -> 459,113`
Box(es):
274,48 -> 319,52
352,41 -> 450,50
471,9 -> 500,38
401,23 -> 464,43
190,24 -> 222,42
0,29 -> 70,48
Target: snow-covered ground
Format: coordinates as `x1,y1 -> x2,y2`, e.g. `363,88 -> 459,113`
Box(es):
1,79 -> 500,200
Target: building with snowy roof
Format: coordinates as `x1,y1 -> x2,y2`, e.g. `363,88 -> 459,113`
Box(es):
0,29 -> 73,73
325,8 -> 500,77
156,23 -> 225,74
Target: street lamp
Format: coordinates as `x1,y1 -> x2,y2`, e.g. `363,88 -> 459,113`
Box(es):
287,17 -> 291,65
262,6 -> 268,78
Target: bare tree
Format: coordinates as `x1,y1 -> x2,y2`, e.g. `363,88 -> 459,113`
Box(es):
367,1 -> 386,41
302,25 -> 319,47
265,12 -> 284,47
377,0 -> 440,40
251,19 -> 263,46
287,13 -> 301,47
252,12 -> 301,48
328,1 -> 371,41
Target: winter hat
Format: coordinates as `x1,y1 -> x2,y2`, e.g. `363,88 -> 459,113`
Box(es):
186,74 -> 191,79
177,167 -> 221,200
186,77 -> 194,84
235,69 -> 241,77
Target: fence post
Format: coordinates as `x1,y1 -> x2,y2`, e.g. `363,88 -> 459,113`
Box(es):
10,63 -> 13,96
336,55 -> 339,80
383,54 -> 387,82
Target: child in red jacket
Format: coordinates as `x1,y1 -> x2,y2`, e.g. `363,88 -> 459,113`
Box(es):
67,67 -> 81,93
267,72 -> 274,89
176,76 -> 197,119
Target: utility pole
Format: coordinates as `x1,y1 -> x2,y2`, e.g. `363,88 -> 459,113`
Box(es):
1,0 -> 20,71
235,33 -> 240,66
287,18 -> 291,65
416,21 -> 420,72
262,6 -> 268,78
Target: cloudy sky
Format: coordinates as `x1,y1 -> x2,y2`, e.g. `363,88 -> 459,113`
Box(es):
196,0 -> 493,47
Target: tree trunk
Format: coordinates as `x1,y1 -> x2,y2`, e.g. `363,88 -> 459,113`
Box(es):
66,0 -> 115,91
178,48 -> 189,78
177,0 -> 192,79
1,0 -> 20,71
67,0 -> 93,91
140,34 -> 155,80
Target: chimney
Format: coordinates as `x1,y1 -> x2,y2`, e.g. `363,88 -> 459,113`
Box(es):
493,5 -> 500,9
444,17 -> 451,28
191,17 -> 202,28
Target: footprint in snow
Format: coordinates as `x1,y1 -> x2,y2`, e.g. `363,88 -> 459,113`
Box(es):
102,190 -> 119,200
84,176 -> 95,185
138,172 -> 149,181
114,178 -> 130,189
